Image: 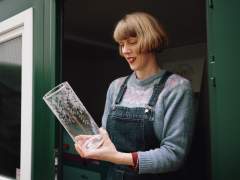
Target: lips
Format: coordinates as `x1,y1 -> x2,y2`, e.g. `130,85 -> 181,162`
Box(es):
126,57 -> 136,64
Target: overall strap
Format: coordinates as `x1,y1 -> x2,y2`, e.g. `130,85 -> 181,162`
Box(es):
115,76 -> 131,104
147,71 -> 173,107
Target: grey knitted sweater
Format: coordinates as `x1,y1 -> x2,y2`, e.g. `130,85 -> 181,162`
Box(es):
102,70 -> 194,174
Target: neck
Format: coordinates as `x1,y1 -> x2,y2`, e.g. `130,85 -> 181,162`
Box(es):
135,54 -> 161,80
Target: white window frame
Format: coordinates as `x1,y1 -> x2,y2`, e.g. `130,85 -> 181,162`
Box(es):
0,8 -> 33,180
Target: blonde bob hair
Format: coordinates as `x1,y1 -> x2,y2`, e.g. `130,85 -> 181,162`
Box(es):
113,12 -> 168,55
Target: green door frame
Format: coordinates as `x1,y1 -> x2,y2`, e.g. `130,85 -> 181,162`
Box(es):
0,0 -> 58,179
207,0 -> 240,180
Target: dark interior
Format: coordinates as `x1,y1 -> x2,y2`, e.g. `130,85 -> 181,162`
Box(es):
0,37 -> 21,178
62,0 -> 210,179
63,0 -> 206,124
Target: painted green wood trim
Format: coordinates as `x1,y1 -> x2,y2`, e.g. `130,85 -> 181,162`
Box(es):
31,0 -> 57,179
207,0 -> 240,180
0,0 -> 57,179
206,2 -> 216,180
55,0 -> 64,179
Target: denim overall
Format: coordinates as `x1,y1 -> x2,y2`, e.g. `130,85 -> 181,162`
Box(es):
106,71 -> 181,180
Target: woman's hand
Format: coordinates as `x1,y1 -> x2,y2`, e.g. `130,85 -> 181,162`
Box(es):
74,128 -> 120,164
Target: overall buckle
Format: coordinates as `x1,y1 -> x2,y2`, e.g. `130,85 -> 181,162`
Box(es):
144,104 -> 153,113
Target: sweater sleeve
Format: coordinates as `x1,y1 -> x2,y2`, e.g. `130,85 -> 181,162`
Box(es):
138,81 -> 194,174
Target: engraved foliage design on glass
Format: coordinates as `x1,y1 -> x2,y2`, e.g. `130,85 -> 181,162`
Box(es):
48,84 -> 95,136
43,82 -> 101,148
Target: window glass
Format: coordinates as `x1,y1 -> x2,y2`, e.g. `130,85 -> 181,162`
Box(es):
0,36 -> 22,178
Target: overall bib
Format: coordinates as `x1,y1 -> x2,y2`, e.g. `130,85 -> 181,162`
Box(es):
106,71 -> 181,180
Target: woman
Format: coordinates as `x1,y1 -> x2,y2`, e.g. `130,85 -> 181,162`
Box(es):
75,12 -> 194,180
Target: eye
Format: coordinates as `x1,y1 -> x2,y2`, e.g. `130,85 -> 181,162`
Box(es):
119,43 -> 124,49
127,38 -> 138,44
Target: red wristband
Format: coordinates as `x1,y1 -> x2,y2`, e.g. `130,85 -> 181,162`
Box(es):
131,152 -> 139,170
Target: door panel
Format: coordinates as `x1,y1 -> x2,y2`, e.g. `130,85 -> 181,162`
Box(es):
207,0 -> 240,179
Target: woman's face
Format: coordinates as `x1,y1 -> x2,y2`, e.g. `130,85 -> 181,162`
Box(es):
119,37 -> 150,72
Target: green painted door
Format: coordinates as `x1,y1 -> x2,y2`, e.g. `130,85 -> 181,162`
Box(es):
207,0 -> 240,179
0,0 -> 57,179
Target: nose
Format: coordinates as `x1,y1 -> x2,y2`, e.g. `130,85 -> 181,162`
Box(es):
122,44 -> 131,55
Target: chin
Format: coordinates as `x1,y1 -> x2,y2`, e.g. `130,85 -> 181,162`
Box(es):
129,67 -> 137,71
129,64 -> 138,71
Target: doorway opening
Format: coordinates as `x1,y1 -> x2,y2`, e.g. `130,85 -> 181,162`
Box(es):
59,1 -> 210,180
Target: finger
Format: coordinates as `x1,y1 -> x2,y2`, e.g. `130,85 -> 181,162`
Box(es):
74,144 -> 82,155
75,143 -> 88,158
99,128 -> 108,137
99,127 -> 106,133
74,139 -> 85,147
